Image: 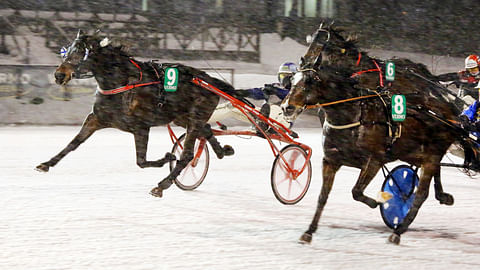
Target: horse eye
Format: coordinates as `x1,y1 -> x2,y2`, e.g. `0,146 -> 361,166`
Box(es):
305,76 -> 314,85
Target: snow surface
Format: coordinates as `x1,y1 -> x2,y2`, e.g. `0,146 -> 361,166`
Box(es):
1,126 -> 480,270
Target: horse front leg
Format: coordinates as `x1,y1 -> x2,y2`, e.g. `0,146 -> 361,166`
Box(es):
433,169 -> 454,205
388,162 -> 437,245
299,158 -> 340,244
351,156 -> 383,208
133,128 -> 176,168
36,113 -> 104,172
150,129 -> 198,197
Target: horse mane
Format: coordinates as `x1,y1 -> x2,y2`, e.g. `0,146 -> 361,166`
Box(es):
87,33 -> 238,99
319,26 -> 462,115
326,25 -> 360,51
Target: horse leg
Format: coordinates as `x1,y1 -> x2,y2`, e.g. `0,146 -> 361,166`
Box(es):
299,159 -> 340,244
150,128 -> 199,197
388,161 -> 437,245
200,123 -> 234,159
133,128 -> 176,168
36,113 -> 104,172
433,168 -> 454,205
351,157 -> 382,208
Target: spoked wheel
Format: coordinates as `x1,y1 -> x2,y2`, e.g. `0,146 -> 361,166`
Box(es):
271,144 -> 312,205
380,165 -> 419,229
170,133 -> 210,190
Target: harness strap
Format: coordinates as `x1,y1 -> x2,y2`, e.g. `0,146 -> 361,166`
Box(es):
356,52 -> 362,66
351,58 -> 384,87
325,120 -> 361,129
129,59 -> 143,82
97,81 -> 162,95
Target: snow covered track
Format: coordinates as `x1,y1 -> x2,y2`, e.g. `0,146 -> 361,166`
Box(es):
1,126 -> 480,269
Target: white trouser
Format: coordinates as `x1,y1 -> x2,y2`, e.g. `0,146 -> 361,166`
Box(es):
208,102 -> 293,128
208,102 -> 250,124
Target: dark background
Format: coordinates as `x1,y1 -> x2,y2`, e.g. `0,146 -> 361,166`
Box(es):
1,0 -> 479,61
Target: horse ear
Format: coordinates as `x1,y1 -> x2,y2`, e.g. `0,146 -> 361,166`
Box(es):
318,22 -> 324,30
306,35 -> 313,44
76,29 -> 84,38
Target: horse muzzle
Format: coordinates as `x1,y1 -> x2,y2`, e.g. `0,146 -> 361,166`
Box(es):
283,104 -> 298,116
55,63 -> 75,85
54,71 -> 72,85
281,103 -> 303,122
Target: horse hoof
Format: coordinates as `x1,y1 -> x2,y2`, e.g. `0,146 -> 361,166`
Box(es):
223,145 -> 234,156
35,164 -> 49,172
388,233 -> 401,245
150,187 -> 163,198
298,233 -> 312,244
437,193 -> 454,206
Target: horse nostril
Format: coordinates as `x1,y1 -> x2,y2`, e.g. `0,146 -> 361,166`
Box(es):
285,105 -> 296,116
55,72 -> 66,83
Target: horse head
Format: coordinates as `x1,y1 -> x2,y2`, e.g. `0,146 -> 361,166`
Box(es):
55,30 -> 94,85
302,23 -> 360,70
281,64 -> 357,120
55,29 -> 129,85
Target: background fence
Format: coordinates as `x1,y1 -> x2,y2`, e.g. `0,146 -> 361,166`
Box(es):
0,64 -> 234,125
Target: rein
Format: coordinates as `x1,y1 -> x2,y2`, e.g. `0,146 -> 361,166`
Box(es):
97,59 -> 162,95
305,94 -> 380,109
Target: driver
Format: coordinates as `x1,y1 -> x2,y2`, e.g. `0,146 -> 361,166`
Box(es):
438,54 -> 480,85
459,82 -> 480,168
437,55 -> 480,104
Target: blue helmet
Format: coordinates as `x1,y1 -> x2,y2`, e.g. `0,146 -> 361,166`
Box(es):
277,62 -> 298,88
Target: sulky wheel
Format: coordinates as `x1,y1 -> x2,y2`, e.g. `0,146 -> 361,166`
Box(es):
271,144 -> 312,205
170,133 -> 210,190
380,165 -> 419,229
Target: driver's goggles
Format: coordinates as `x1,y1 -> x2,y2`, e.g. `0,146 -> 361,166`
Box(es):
278,73 -> 292,81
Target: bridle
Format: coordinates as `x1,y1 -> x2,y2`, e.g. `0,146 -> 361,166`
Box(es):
60,39 -> 94,79
293,67 -> 389,130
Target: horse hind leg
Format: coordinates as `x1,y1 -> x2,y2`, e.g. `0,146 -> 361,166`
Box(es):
351,157 -> 383,209
300,159 -> 340,244
388,161 -> 437,245
433,169 -> 454,205
133,128 -> 176,168
201,123 -> 234,159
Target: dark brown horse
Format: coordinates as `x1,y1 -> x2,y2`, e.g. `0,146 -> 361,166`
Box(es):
303,24 -> 473,203
302,24 -> 464,108
36,30 -> 236,197
282,60 -> 470,244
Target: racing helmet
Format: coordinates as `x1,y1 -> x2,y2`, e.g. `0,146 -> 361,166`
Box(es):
277,62 -> 298,88
465,55 -> 480,75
